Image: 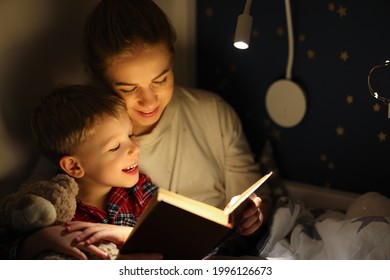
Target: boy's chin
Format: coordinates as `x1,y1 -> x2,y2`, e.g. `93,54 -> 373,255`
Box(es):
122,172 -> 140,188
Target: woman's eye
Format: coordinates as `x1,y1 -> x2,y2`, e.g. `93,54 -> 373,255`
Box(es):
109,144 -> 120,152
153,77 -> 167,86
120,87 -> 138,95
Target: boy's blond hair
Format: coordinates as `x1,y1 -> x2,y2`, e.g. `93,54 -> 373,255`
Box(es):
31,84 -> 127,164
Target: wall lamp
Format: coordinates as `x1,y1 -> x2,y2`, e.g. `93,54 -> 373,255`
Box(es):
234,0 -> 253,49
234,0 -> 306,127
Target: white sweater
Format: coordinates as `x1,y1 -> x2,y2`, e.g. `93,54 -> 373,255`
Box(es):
137,86 -> 265,208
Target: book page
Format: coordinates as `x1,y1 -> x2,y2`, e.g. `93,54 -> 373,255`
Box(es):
158,188 -> 229,226
224,172 -> 273,216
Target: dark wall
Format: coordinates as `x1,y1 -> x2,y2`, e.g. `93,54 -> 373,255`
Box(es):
0,0 -> 97,198
196,0 -> 390,197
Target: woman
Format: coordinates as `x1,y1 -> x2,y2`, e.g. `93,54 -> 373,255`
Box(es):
83,0 -> 271,213
83,0 -> 271,257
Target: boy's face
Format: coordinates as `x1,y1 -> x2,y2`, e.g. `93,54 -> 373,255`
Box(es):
75,110 -> 140,189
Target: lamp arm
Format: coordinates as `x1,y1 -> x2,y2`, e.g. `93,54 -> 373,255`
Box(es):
285,0 -> 294,80
243,0 -> 253,14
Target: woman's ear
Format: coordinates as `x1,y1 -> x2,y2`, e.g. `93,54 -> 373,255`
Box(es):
59,156 -> 85,178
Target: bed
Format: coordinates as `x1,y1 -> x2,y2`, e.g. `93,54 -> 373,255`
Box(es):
257,180 -> 390,259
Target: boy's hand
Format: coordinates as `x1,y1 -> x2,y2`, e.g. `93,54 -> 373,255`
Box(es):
64,221 -> 132,247
65,221 -> 164,260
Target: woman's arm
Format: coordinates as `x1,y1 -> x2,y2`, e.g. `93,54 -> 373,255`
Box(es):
217,97 -> 273,223
65,221 -> 164,259
17,225 -> 107,259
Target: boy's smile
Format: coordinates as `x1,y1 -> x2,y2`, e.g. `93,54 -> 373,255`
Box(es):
74,110 -> 141,194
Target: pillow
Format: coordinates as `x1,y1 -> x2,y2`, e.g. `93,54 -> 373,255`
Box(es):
346,191 -> 390,219
291,215 -> 390,259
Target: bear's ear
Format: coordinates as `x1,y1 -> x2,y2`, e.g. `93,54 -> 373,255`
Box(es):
59,156 -> 85,179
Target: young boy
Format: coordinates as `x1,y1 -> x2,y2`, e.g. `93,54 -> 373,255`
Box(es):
2,84 -> 158,259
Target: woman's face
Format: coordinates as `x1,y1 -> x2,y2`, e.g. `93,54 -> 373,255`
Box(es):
105,44 -> 174,136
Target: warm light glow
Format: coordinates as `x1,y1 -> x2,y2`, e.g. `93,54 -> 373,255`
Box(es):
234,41 -> 249,49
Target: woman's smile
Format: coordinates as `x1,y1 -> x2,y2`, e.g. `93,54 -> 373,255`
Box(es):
136,106 -> 160,118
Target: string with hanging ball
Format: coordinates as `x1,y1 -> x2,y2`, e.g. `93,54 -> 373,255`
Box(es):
367,60 -> 390,118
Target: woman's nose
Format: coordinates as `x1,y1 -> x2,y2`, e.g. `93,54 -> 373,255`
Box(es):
138,88 -> 157,106
128,136 -> 140,154
129,135 -> 140,147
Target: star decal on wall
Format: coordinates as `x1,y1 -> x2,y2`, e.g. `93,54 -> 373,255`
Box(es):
276,27 -> 285,36
336,125 -> 344,136
378,131 -> 387,142
307,49 -> 315,59
328,3 -> 336,12
351,216 -> 389,233
328,162 -> 335,171
263,118 -> 271,127
346,95 -> 353,104
205,7 -> 214,17
270,128 -> 282,142
340,51 -> 349,62
320,153 -> 335,171
337,5 -> 347,18
373,103 -> 381,112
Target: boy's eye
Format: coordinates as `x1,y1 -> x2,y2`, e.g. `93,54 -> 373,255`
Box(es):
109,144 -> 120,152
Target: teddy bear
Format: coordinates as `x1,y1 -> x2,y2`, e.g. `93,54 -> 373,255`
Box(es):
0,174 -> 119,259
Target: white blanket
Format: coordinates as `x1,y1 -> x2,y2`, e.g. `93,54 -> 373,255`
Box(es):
258,197 -> 390,260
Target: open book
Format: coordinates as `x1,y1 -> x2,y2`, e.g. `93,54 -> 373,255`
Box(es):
120,172 -> 272,259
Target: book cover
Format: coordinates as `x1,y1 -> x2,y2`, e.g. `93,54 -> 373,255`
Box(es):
120,172 -> 272,259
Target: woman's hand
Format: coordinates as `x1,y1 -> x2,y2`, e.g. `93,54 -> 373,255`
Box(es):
227,194 -> 263,236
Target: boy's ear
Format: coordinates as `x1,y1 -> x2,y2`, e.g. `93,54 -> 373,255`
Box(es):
59,156 -> 85,178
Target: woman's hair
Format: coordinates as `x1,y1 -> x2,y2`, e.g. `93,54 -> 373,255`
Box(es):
31,84 -> 127,164
84,0 -> 177,83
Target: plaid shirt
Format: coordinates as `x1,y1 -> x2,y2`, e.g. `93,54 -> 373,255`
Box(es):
0,173 -> 157,259
73,174 -> 157,227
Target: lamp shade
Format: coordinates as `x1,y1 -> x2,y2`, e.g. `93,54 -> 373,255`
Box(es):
234,13 -> 253,49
